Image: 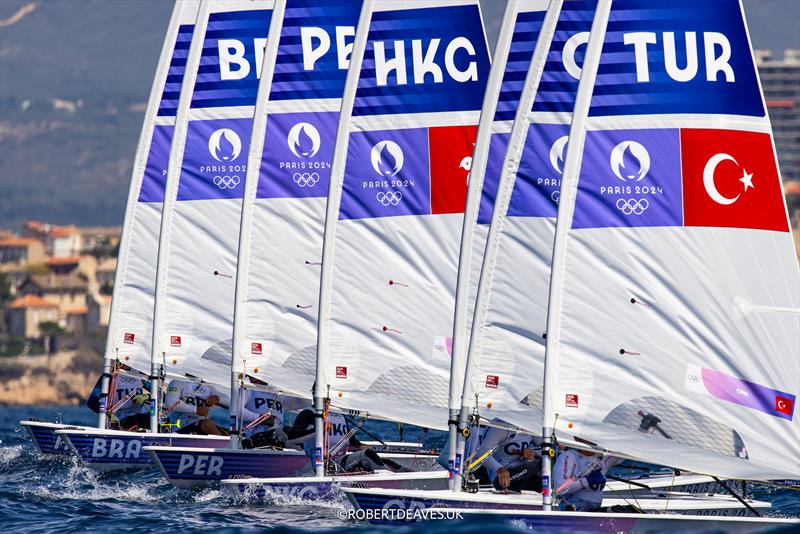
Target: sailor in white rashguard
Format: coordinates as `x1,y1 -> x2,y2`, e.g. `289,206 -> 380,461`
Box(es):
164,379 -> 229,435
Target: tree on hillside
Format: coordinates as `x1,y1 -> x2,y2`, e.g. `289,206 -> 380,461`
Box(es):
0,272 -> 11,306
39,321 -> 67,336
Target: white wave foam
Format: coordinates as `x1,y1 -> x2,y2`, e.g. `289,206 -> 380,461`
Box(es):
23,465 -> 164,503
0,445 -> 24,468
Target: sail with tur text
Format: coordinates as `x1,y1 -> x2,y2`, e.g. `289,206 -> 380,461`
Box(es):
542,0 -> 799,481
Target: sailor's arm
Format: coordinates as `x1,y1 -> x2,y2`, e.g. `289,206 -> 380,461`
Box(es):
163,383 -> 197,414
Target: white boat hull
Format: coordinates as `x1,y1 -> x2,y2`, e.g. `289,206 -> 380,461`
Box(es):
222,471 -> 451,502
341,486 -> 773,519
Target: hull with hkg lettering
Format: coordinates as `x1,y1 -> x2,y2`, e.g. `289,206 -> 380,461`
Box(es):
55,428 -> 229,471
145,446 -> 313,489
222,471 -> 450,503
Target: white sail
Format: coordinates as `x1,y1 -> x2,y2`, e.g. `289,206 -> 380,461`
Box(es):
543,0 -> 800,481
233,0 -> 363,404
152,0 -> 274,392
448,0 -> 548,417
316,0 -> 491,430
105,0 -> 200,377
461,0 -> 595,434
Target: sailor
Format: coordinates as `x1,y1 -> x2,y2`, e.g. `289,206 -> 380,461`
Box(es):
552,448 -> 619,512
238,379 -> 289,449
284,408 -> 406,473
163,379 -> 230,436
86,369 -> 150,430
469,426 -> 542,492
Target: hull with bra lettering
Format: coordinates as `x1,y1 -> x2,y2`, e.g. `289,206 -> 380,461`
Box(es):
145,446 -> 313,489
19,421 -> 84,456
55,428 -> 229,471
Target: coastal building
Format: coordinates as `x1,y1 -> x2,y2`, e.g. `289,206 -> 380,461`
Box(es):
6,294 -> 59,338
95,257 -> 117,287
79,226 -> 122,256
18,273 -> 89,317
22,221 -> 83,257
756,49 -> 800,183
0,237 -> 46,266
87,292 -> 112,336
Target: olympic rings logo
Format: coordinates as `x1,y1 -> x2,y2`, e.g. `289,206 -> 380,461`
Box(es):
376,191 -> 402,206
213,175 -> 240,190
292,172 -> 320,188
616,198 -> 649,215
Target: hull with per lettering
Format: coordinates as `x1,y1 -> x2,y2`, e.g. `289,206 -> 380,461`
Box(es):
55,428 -> 229,471
148,444 -> 443,490
145,446 -> 313,489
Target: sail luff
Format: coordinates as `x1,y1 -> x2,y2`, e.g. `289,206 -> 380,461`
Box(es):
314,0 -> 373,475
150,0 -> 211,387
448,0 -> 548,414
148,0 -> 213,428
229,0 -> 287,444
449,0 -> 551,490
539,0 -> 611,509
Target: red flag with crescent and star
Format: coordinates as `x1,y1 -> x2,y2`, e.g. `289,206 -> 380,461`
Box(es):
681,129 -> 789,232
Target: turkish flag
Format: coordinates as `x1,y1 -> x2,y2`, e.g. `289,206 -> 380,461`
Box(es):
428,125 -> 477,214
681,129 -> 788,232
775,395 -> 794,418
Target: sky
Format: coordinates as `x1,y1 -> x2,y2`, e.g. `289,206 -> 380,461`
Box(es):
479,0 -> 800,51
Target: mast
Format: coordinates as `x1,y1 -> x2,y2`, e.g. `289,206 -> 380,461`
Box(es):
540,0 -> 611,510
229,0 -> 286,450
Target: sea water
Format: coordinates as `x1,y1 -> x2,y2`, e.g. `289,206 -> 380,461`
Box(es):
1,405 -> 797,533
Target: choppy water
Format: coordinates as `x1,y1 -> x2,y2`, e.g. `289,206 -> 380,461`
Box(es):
1,405 -> 797,533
